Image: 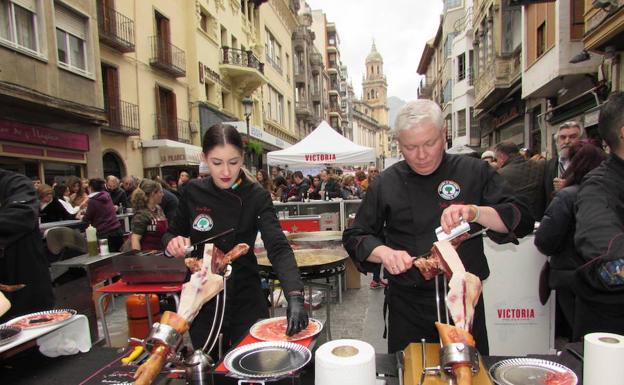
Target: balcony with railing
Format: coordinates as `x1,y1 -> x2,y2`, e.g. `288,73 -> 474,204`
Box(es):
103,100 -> 139,136
474,47 -> 521,109
97,4 -> 135,53
295,100 -> 312,117
149,36 -> 186,77
294,64 -> 306,83
418,76 -> 433,99
219,47 -> 267,94
153,114 -> 191,144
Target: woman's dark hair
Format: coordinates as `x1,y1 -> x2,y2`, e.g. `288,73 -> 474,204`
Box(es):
256,169 -> 272,191
561,140 -> 606,186
273,175 -> 287,188
89,178 -> 106,192
53,184 -> 68,200
202,123 -> 244,154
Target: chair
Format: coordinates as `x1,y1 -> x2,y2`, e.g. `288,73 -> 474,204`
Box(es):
45,227 -> 87,261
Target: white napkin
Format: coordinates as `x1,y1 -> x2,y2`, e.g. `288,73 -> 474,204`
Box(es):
37,315 -> 91,357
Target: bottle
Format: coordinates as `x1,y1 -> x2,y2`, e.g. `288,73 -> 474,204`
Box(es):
86,225 -> 98,256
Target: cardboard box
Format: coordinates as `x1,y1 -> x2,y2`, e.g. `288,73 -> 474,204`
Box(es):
319,212 -> 340,231
345,258 -> 361,289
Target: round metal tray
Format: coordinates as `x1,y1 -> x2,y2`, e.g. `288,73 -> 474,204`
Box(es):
223,341 -> 312,380
489,358 -> 578,385
6,309 -> 76,329
0,325 -> 22,346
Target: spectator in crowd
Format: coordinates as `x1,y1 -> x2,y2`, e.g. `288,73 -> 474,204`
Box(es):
129,179 -> 167,251
308,174 -> 322,200
165,175 -> 181,198
153,178 -> 179,224
319,169 -> 341,199
545,121 -> 584,205
177,170 -> 191,195
534,140 -> 606,339
288,171 -> 309,201
106,175 -> 129,211
481,150 -> 497,168
37,184 -> 75,223
121,176 -> 137,200
573,92 -> 624,340
495,141 -> 546,220
81,178 -> 90,194
531,153 -> 546,161
360,165 -> 379,192
82,178 -> 123,252
272,175 -> 288,202
0,169 -> 54,323
271,166 -> 282,179
67,176 -> 88,209
54,184 -> 81,216
198,162 -> 210,178
355,170 -> 367,187
340,174 -> 361,200
256,169 -> 273,193
31,177 -> 41,190
520,147 -> 532,160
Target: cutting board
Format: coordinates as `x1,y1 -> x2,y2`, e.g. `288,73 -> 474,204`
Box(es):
403,342 -> 493,385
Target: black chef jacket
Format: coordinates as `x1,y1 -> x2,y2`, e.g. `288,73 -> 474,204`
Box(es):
163,173 -> 303,349
343,154 -> 534,352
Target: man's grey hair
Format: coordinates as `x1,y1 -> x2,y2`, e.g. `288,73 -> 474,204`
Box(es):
393,100 -> 444,136
555,121 -> 585,140
106,175 -> 119,184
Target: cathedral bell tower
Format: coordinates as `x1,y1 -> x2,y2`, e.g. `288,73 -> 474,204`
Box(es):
362,41 -> 388,127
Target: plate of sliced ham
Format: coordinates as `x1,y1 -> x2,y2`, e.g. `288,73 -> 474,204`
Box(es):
7,309 -> 76,329
489,358 -> 577,385
250,317 -> 323,342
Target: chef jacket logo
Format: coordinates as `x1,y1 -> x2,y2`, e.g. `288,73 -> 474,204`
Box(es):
192,214 -> 213,232
438,180 -> 461,200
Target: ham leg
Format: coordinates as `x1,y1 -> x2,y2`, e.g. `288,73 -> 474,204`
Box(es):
0,292 -> 10,317
436,322 -> 475,385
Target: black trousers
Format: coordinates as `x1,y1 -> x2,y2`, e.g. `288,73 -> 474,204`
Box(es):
190,276 -> 269,355
573,296 -> 624,341
386,281 -> 489,355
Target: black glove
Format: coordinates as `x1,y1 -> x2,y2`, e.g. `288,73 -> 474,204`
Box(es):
286,292 -> 308,336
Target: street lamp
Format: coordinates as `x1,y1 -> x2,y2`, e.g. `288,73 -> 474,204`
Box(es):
241,97 -> 254,167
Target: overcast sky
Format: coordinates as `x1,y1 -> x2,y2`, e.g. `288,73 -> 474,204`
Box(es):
306,0 -> 443,102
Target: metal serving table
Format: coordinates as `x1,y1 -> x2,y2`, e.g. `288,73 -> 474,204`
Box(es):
256,249 -> 348,340
50,253 -> 120,342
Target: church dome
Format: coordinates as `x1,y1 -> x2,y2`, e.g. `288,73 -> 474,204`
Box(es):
366,41 -> 383,62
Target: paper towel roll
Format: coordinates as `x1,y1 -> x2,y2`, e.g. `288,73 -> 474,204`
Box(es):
315,339 -> 376,385
584,332 -> 624,385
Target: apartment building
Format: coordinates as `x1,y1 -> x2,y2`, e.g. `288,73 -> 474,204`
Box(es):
292,1 -> 327,139
0,0 -> 106,182
521,0 -> 602,157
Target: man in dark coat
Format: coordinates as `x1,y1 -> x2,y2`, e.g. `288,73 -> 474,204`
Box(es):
573,92 -> 624,340
544,121 -> 583,205
495,141 -> 546,220
319,169 -> 340,199
343,100 -> 534,355
288,171 -> 310,201
0,169 -> 54,323
106,175 -> 129,210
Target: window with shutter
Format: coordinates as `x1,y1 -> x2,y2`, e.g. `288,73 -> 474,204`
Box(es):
55,3 -> 89,74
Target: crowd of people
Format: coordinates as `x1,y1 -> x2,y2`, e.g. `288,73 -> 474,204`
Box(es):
255,164 -> 380,203
2,93 -> 623,349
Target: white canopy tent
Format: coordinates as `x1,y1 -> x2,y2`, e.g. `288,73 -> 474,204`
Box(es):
267,121 -> 376,167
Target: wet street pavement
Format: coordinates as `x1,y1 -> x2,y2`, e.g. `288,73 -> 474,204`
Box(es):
99,273 -> 389,353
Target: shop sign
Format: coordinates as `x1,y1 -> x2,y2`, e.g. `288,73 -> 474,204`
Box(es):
304,153 -> 337,162
493,105 -> 521,128
159,147 -> 202,165
0,119 -> 89,151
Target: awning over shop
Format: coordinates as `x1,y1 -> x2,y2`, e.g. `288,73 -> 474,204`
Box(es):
446,144 -> 478,155
228,121 -> 291,150
141,139 -> 203,168
267,121 -> 376,167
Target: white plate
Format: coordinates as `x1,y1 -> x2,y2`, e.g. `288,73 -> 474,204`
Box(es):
489,358 -> 578,385
224,341 -> 312,379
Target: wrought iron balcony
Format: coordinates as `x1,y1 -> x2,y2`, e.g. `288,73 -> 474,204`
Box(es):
97,4 -> 135,53
149,36 -> 186,78
222,47 -> 264,73
103,100 -> 139,136
153,114 -> 191,144
310,88 -> 321,102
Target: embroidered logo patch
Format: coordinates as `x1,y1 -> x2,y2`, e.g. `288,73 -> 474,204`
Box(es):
437,180 -> 461,200
192,214 -> 214,232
